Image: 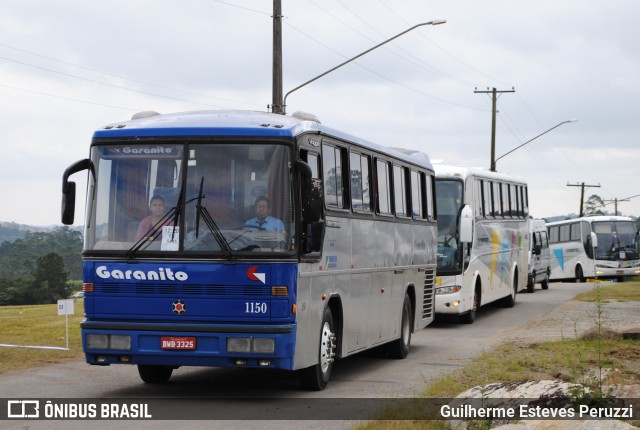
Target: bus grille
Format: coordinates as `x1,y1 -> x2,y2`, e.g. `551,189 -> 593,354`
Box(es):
422,268 -> 435,319
94,283 -> 271,296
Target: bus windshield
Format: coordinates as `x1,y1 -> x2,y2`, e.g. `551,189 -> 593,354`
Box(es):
435,179 -> 464,274
84,141 -> 293,255
592,220 -> 639,261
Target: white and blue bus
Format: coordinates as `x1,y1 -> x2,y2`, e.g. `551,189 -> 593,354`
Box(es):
434,165 -> 529,323
547,215 -> 640,282
61,110 -> 437,390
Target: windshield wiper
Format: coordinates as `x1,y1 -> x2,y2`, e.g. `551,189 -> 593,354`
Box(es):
193,177 -> 233,258
126,187 -> 184,258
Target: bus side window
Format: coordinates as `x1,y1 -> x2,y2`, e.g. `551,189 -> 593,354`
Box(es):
350,152 -> 372,212
484,181 -> 494,218
393,165 -> 408,218
322,143 -> 346,209
410,170 -> 424,219
426,174 -> 435,221
549,226 -> 559,243
376,159 -> 392,215
493,182 -> 502,218
474,179 -> 484,219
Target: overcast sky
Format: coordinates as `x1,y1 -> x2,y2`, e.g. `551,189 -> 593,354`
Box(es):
1,0 -> 639,226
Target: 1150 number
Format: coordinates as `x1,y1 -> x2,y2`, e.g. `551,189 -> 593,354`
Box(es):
245,302 -> 268,314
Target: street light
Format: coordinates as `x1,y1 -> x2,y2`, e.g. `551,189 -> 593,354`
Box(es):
492,118 -> 578,171
280,19 -> 447,115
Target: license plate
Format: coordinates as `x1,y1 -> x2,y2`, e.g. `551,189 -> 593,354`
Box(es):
161,336 -> 196,350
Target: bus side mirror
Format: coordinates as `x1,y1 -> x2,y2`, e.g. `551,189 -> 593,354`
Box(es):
590,232 -> 598,248
533,243 -> 542,255
61,159 -> 92,225
459,204 -> 473,243
294,160 -> 322,223
62,181 -> 77,225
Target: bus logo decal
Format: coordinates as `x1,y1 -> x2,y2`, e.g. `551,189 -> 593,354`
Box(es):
246,266 -> 266,284
553,249 -> 565,271
172,300 -> 187,315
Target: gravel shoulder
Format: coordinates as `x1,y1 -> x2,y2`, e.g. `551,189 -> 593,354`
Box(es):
503,299 -> 640,345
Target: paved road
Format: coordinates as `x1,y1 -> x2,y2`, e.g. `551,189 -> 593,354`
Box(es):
0,281 -> 595,429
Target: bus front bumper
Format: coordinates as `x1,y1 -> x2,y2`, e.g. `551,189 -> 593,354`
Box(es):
81,320 -> 296,370
434,288 -> 470,315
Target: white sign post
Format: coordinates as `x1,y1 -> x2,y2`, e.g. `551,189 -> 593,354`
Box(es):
57,299 -> 75,351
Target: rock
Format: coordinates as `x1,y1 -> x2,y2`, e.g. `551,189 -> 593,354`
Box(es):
579,327 -> 624,341
446,381 -> 639,430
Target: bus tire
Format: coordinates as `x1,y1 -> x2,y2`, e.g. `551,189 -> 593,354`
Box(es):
502,272 -> 517,308
459,285 -> 479,324
389,294 -> 412,359
137,365 -> 173,384
299,307 -> 336,390
541,276 -> 549,290
527,272 -> 535,293
575,265 -> 586,283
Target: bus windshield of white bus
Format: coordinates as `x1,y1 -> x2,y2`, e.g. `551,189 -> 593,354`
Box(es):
84,142 -> 293,255
592,220 -> 639,261
435,179 -> 464,274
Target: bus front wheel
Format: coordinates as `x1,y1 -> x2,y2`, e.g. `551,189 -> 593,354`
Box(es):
299,307 -> 336,390
137,365 -> 173,384
459,287 -> 479,324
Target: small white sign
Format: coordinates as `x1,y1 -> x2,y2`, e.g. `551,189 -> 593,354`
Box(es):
57,299 -> 74,316
161,226 -> 180,251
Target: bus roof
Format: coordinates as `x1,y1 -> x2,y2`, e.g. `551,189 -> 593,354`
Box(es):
92,110 -> 433,171
546,215 -> 635,226
433,163 -> 526,185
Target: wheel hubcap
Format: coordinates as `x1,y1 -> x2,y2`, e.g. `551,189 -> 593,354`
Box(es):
319,322 -> 336,373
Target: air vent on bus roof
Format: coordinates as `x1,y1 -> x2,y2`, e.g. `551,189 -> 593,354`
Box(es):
291,111 -> 321,123
131,111 -> 161,120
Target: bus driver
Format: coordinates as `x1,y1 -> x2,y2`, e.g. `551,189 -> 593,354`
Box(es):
244,196 -> 284,232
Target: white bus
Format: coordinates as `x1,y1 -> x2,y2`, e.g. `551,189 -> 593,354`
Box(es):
61,110 -> 438,390
547,216 -> 640,282
434,165 -> 529,323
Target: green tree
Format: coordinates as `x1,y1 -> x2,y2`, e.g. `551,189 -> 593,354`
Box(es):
0,277 -> 31,305
584,194 -> 605,216
31,252 -> 70,304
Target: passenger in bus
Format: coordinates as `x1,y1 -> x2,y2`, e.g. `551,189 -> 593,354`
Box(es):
244,196 -> 285,231
136,195 -> 172,241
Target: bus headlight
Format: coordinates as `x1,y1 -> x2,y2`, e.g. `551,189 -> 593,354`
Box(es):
227,338 -> 251,353
252,338 -> 275,354
436,286 -> 461,295
227,338 -> 275,354
86,334 -> 131,350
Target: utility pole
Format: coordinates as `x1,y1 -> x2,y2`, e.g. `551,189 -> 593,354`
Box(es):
567,182 -> 601,217
271,0 -> 284,114
474,87 -> 515,172
603,198 -> 630,216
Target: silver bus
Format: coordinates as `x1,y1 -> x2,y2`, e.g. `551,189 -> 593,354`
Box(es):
61,110 -> 438,390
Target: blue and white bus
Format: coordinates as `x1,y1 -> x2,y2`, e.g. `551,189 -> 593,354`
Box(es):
62,110 -> 437,390
547,215 -> 640,282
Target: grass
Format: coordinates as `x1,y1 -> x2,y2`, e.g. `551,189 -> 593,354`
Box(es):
573,279 -> 640,302
0,301 -> 85,374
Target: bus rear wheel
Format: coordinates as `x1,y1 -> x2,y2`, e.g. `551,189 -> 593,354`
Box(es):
137,365 -> 173,384
299,307 -> 336,390
388,294 -> 412,359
